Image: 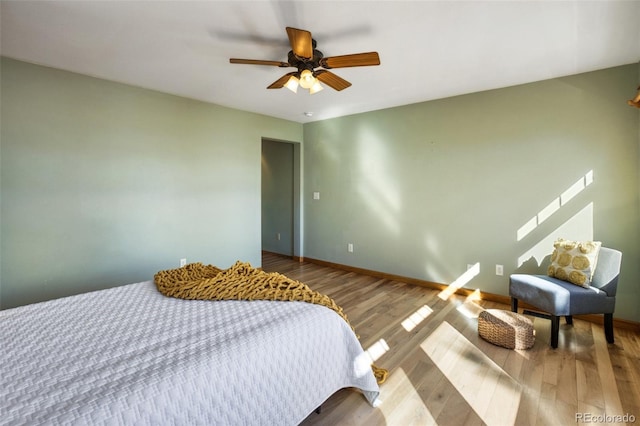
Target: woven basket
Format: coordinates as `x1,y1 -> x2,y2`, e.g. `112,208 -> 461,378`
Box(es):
478,309 -> 535,350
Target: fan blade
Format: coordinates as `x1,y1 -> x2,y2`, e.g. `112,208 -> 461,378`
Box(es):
315,70 -> 352,91
230,58 -> 290,67
320,52 -> 380,69
267,72 -> 298,89
286,27 -> 313,59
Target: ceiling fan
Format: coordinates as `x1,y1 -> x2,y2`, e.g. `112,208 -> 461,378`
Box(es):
229,27 -> 380,94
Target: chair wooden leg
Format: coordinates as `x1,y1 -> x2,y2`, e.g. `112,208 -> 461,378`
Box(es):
604,313 -> 614,344
550,315 -> 559,349
565,315 -> 573,325
511,297 -> 518,313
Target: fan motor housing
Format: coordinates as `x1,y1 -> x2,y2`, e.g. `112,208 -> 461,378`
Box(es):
288,47 -> 324,71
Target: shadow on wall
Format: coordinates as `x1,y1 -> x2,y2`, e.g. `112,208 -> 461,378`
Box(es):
515,254 -> 552,275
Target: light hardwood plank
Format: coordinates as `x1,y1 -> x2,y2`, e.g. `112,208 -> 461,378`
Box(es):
262,253 -> 640,426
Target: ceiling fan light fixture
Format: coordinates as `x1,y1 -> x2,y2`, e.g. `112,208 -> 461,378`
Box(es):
309,80 -> 324,95
231,28 -> 380,94
299,69 -> 315,89
284,75 -> 299,93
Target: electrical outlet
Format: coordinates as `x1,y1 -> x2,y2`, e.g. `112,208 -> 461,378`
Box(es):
348,243 -> 354,253
496,264 -> 504,276
180,258 -> 187,267
277,233 -> 281,241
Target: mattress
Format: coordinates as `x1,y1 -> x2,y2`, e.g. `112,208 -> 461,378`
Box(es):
1,281 -> 379,425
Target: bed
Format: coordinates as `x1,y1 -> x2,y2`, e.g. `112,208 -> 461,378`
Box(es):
1,280 -> 380,425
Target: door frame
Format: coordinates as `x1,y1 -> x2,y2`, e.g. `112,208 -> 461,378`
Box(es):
261,137 -> 303,261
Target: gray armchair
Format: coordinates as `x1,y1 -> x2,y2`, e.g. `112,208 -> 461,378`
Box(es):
509,247 -> 622,348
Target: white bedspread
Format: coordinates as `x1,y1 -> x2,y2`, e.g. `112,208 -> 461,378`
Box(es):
1,281 -> 379,425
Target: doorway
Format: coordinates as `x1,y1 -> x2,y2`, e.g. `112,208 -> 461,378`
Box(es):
261,138 -> 301,259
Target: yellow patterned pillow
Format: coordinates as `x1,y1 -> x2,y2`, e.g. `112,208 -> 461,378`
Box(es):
547,239 -> 601,288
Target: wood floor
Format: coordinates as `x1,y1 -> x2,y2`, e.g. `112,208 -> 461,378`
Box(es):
261,253 -> 640,426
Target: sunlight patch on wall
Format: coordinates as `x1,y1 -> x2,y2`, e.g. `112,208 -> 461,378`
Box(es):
561,170 -> 593,204
401,305 -> 433,332
421,321 -> 522,425
537,198 -> 560,225
377,367 -> 437,424
517,170 -> 593,241
356,129 -> 401,234
438,262 -> 480,300
423,233 -> 449,284
517,202 -> 594,267
314,123 -> 342,164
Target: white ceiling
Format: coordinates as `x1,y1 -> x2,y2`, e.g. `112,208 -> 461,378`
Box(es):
1,1 -> 639,123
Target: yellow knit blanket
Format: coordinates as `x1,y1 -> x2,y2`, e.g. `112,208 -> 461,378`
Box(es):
154,261 -> 388,384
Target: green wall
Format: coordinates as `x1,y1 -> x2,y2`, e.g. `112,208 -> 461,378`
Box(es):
2,57 -> 639,323
303,64 -> 640,322
0,57 -> 302,309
